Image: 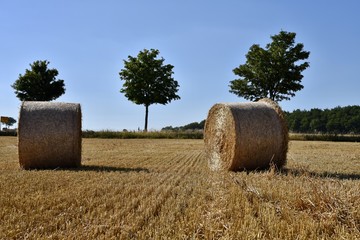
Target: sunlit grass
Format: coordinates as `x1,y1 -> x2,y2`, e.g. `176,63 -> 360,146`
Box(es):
0,137 -> 359,239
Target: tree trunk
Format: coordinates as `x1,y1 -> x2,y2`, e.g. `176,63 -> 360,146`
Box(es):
269,90 -> 275,101
144,104 -> 149,132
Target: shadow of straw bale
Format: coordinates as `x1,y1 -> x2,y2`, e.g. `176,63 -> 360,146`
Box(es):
79,165 -> 150,173
46,165 -> 150,173
281,168 -> 360,180
235,167 -> 360,181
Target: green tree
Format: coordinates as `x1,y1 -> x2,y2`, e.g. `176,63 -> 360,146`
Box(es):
229,30 -> 310,102
0,117 -> 16,129
119,49 -> 180,131
11,60 -> 65,101
6,117 -> 17,128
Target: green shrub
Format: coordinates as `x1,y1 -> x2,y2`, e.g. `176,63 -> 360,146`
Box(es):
82,130 -> 203,139
289,133 -> 360,142
0,131 -> 17,136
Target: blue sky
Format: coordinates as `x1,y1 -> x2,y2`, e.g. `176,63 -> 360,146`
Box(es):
1,1 -> 360,130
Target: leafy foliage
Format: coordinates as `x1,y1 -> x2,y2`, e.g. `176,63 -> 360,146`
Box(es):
285,105 -> 360,134
119,49 -> 180,131
5,117 -> 16,127
230,30 -> 310,102
160,103 -> 360,136
11,60 -> 65,101
162,120 -> 205,131
82,130 -> 203,139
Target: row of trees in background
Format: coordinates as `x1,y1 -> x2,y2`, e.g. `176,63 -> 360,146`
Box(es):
285,106 -> 360,134
163,105 -> 360,135
9,30 -> 311,131
10,51 -> 181,132
8,30 -> 360,136
162,120 -> 205,132
166,106 -> 360,136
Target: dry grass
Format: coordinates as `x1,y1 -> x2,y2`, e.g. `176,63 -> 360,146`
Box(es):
0,137 -> 359,239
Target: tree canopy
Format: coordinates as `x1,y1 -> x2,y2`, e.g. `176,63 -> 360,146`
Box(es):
0,117 -> 16,128
229,30 -> 310,102
285,105 -> 360,134
162,120 -> 205,132
162,104 -> 360,135
11,60 -> 65,101
119,49 -> 180,131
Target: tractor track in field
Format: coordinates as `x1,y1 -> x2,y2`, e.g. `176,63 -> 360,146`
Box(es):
119,150 -> 204,238
2,138 -> 360,239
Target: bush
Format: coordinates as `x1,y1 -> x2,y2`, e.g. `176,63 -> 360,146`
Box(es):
0,131 -> 17,136
82,130 -> 203,139
289,133 -> 360,142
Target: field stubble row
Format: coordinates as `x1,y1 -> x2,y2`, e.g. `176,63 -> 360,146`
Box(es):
0,137 -> 359,239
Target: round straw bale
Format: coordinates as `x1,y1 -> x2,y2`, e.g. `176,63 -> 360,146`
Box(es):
204,98 -> 288,171
18,102 -> 82,169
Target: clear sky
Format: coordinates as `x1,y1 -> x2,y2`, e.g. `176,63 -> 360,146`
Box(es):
1,0 -> 360,131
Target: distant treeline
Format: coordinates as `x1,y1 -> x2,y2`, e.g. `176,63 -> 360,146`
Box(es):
2,105 -> 359,139
0,131 -> 17,136
82,130 -> 203,139
162,105 -> 360,135
285,105 -> 360,134
161,120 -> 206,132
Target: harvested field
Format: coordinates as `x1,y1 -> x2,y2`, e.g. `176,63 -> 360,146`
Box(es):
0,137 -> 359,239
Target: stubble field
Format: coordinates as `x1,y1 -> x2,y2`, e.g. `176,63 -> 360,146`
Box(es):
0,137 -> 359,239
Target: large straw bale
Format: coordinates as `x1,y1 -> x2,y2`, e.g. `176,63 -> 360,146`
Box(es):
18,102 -> 82,169
204,98 -> 288,171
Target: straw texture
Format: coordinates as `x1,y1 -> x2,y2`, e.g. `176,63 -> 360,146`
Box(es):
18,102 -> 82,169
204,99 -> 288,171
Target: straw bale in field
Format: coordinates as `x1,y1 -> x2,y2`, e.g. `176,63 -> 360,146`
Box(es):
204,98 -> 288,171
18,102 -> 82,169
